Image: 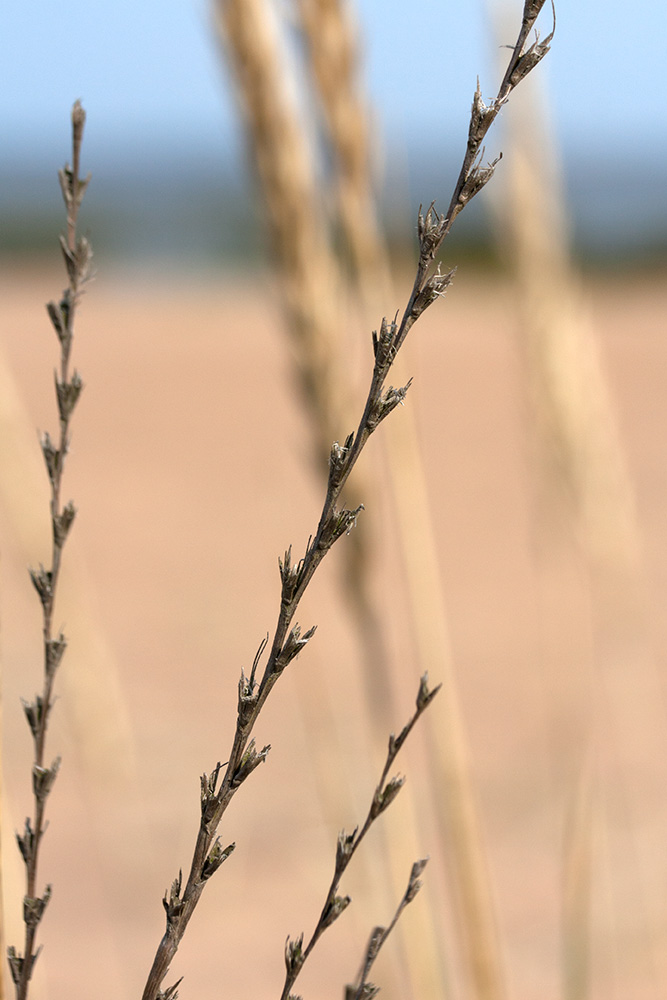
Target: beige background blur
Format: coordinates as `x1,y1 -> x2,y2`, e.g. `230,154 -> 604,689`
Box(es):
2,259 -> 667,1000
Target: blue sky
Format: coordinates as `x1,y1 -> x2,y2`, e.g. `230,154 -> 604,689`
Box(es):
2,0 -> 665,256
2,0 -> 664,168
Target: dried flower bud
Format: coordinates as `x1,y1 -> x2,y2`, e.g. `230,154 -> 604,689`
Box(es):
237,666 -> 259,724
71,100 -> 86,144
366,928 -> 385,965
16,819 -> 36,866
279,544 -> 307,603
417,201 -> 444,266
405,857 -> 429,903
75,234 -> 93,277
23,886 -> 52,928
319,504 -> 364,550
7,948 -> 25,986
346,983 -> 381,1000
158,978 -> 183,1000
21,696 -> 47,739
58,234 -> 92,285
46,298 -> 71,345
201,838 -> 235,880
371,775 -> 404,819
322,894 -> 351,929
57,165 -> 90,213
200,762 -> 223,818
40,432 -> 60,486
329,431 -> 354,487
411,267 -> 456,321
53,500 -> 77,547
275,623 -> 317,672
231,739 -> 270,787
510,32 -> 553,87
285,934 -> 305,977
29,564 -> 53,607
45,633 -> 67,677
459,153 -> 502,207
162,871 -> 184,923
416,672 -> 442,712
468,80 -> 496,150
58,167 -> 75,211
368,380 -> 413,432
371,315 -> 397,368
55,369 -> 84,422
32,758 -> 61,803
336,828 -> 358,867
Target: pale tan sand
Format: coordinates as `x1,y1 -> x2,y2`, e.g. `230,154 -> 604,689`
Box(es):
1,267 -> 666,1000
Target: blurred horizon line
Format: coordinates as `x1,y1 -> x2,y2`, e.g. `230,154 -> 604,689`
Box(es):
2,134 -> 665,268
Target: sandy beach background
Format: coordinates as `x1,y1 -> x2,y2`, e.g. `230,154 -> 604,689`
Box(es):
1,264 -> 667,1000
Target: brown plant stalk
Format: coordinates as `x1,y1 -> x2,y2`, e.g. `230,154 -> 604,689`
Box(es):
281,676 -> 440,1000
214,0 -> 394,728
140,6 -> 553,997
345,858 -> 430,1000
7,101 -> 92,1000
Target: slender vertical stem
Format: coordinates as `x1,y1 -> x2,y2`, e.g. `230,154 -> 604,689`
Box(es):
9,101 -> 92,1000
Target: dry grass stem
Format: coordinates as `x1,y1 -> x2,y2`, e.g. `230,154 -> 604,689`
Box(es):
140,4 -> 553,996
6,101 -> 92,1000
0,334 -> 150,988
281,677 -> 440,1000
346,858 -> 430,1000
0,345 -> 144,788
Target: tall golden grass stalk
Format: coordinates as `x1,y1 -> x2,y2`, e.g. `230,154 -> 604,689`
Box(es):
214,0 -> 346,458
213,0 -> 393,712
295,0 -> 391,295
298,4 -> 508,1000
213,4 -> 427,996
295,3 -> 508,998
495,43 -> 667,995
294,2 -> 458,995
